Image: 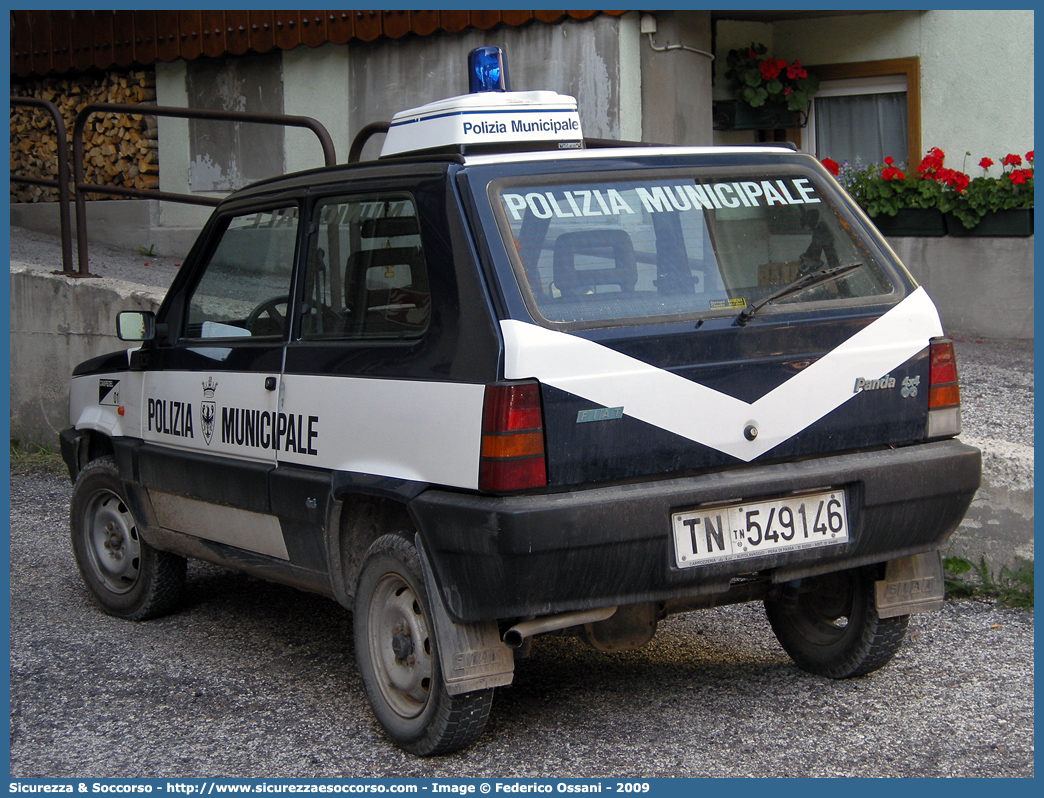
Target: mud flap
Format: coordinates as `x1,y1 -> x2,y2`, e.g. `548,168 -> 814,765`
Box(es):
416,537 -> 514,696
874,551 -> 945,618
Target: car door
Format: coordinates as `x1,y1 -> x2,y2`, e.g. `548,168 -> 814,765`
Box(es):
137,203 -> 301,564
278,182 -> 492,495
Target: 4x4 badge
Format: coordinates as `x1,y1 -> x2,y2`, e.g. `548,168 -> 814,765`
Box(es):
201,378 -> 218,445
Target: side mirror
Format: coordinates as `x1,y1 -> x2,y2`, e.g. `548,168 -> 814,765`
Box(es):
116,310 -> 156,341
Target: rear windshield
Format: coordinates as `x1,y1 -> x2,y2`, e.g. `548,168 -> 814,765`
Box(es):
489,170 -> 895,328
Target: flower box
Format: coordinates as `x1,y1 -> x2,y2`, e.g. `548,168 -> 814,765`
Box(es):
870,208 -> 948,237
944,209 -> 1034,237
712,100 -> 802,131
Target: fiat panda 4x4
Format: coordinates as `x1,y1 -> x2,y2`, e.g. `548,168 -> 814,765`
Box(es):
61,48 -> 981,755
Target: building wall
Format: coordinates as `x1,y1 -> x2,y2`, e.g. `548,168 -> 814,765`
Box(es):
639,10 -> 714,146
714,10 -> 1035,170
155,14 -> 645,188
282,43 -> 352,175
346,13 -> 639,161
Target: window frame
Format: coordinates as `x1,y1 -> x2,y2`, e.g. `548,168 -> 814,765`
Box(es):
804,57 -> 921,169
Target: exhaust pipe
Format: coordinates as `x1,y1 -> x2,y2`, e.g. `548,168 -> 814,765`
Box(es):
502,606 -> 617,649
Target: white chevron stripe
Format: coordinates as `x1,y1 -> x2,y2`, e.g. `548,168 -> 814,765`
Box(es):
501,287 -> 943,462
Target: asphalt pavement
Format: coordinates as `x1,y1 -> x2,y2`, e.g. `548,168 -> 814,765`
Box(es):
7,467 -> 1035,779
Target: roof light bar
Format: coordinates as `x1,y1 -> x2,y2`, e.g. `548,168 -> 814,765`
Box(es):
469,46 -> 510,93
379,46 -> 584,158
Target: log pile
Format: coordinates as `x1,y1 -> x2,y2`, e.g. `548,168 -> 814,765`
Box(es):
10,69 -> 158,203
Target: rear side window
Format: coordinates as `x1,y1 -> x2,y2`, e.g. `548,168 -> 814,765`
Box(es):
300,194 -> 431,340
490,172 -> 894,328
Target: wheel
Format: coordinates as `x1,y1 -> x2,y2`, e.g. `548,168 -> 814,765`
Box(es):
764,566 -> 908,679
245,296 -> 288,336
353,534 -> 493,755
70,457 -> 186,621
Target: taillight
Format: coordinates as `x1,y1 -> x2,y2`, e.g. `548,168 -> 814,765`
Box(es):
479,382 -> 547,491
927,337 -> 961,438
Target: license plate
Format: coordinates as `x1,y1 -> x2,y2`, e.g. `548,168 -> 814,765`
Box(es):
672,490 -> 849,568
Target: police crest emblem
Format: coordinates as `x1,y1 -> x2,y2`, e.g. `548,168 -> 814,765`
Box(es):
201,377 -> 218,445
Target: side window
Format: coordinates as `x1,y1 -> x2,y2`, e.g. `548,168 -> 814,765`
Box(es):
184,206 -> 299,339
300,194 -> 431,341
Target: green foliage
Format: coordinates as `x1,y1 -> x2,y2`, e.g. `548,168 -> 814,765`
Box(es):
839,164 -> 949,217
725,42 -> 819,112
950,173 -> 1035,228
139,244 -> 156,256
944,555 -> 1034,609
831,148 -> 1034,225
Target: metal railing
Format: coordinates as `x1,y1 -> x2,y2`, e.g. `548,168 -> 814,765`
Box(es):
71,104 -> 337,276
11,99 -> 337,276
10,98 -> 75,274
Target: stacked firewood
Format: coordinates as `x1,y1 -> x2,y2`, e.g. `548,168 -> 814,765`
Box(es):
10,69 -> 158,202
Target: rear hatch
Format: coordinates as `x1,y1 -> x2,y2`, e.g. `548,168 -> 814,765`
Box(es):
462,152 -> 943,488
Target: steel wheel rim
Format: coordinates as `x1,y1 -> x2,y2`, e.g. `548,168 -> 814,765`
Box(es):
790,574 -> 855,645
83,489 -> 141,594
367,572 -> 433,719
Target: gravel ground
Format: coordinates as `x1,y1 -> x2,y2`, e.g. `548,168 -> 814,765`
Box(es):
8,469 -> 1035,779
952,335 -> 1034,450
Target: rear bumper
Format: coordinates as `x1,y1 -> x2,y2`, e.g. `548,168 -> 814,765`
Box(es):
409,440 -> 981,621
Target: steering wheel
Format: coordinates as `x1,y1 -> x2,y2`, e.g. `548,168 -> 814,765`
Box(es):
246,296 -> 289,336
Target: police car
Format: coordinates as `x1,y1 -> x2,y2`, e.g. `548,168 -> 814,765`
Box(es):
61,48 -> 981,756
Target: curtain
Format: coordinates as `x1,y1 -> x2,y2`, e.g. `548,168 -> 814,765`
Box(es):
814,92 -> 908,168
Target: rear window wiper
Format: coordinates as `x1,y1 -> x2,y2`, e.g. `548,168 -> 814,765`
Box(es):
735,262 -> 863,327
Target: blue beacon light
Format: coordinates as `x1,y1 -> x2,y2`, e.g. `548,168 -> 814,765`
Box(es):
468,46 -> 510,93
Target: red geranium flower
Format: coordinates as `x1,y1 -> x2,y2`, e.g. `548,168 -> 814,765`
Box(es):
1009,169 -> 1031,185
786,61 -> 807,80
821,158 -> 840,176
881,166 -> 905,181
884,156 -> 894,166
748,49 -> 758,59
946,171 -> 970,192
1026,150 -> 1034,164
918,147 -> 945,176
979,157 -> 994,170
759,59 -> 782,80
1002,153 -> 1023,168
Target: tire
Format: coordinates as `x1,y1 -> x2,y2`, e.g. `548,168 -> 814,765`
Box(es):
765,566 -> 908,679
353,534 -> 493,755
70,457 -> 186,621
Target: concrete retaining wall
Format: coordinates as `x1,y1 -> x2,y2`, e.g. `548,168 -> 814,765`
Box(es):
9,263 -> 164,447
10,199 -> 209,261
891,235 -> 1034,340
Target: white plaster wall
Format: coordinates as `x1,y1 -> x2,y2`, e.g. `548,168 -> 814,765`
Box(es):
282,43 -> 352,174
916,10 -> 1034,174
716,11 -> 1034,170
